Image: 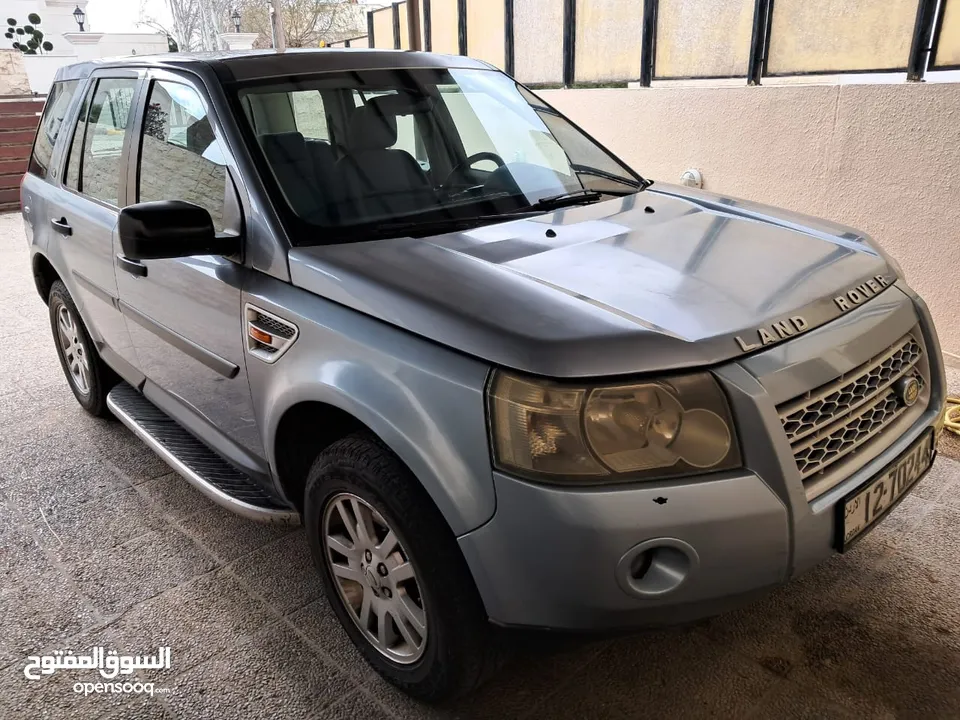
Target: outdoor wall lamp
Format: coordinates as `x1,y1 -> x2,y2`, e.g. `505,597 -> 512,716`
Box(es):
73,5 -> 86,32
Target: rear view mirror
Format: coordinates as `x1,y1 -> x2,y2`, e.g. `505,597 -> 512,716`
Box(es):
118,200 -> 240,260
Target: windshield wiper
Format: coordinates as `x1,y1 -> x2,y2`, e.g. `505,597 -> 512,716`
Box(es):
523,189 -> 608,211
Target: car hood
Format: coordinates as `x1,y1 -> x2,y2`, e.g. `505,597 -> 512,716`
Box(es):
288,184 -> 896,378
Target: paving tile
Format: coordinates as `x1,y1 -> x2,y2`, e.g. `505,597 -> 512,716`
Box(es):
109,569 -> 275,676
699,544 -> 882,676
882,500 -> 960,568
178,503 -> 296,563
910,454 -> 958,502
439,637 -> 610,720
777,603 -> 960,718
313,690 -> 393,720
288,599 -> 375,682
137,473 -> 218,522
24,486 -> 165,564
228,531 -> 324,616
0,537 -> 96,667
0,489 -> 46,577
529,627 -> 777,719
846,549 -> 960,655
69,525 -> 218,617
163,623 -> 355,719
745,677 -> 892,720
0,626 -> 140,720
919,456 -> 960,509
104,442 -> 177,486
96,696 -> 176,720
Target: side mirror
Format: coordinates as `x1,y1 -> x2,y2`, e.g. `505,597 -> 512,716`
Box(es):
118,200 -> 240,260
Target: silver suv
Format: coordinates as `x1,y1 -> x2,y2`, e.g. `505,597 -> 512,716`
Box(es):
21,50 -> 945,700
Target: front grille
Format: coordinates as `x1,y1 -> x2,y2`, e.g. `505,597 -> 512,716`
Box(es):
777,334 -> 926,484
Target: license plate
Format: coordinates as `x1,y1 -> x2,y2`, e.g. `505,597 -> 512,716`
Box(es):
838,429 -> 935,551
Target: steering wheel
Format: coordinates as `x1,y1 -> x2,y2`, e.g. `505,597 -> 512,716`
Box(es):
442,152 -> 506,199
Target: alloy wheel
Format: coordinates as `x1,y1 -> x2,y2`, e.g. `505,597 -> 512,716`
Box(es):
56,305 -> 90,396
323,493 -> 428,664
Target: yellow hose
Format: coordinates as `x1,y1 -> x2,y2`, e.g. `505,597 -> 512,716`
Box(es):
945,397 -> 960,437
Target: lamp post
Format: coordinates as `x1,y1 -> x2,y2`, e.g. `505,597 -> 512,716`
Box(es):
231,8 -> 241,33
73,5 -> 86,32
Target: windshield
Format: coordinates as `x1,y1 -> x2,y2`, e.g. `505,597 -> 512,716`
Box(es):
235,67 -> 647,243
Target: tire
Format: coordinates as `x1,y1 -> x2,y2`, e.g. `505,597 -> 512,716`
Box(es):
48,280 -> 117,417
304,432 -> 502,701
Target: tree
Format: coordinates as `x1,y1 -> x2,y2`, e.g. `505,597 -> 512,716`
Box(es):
232,0 -> 364,48
139,0 -> 232,52
5,14 -> 54,55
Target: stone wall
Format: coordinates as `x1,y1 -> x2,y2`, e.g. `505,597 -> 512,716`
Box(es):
0,49 -> 31,96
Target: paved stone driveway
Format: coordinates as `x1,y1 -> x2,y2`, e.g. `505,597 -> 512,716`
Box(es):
2,210 -> 960,719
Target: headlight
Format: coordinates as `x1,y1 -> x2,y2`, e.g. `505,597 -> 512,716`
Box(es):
488,370 -> 740,483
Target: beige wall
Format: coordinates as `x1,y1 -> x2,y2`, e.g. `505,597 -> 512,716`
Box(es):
935,0 -> 960,68
540,82 -> 960,360
514,0 -> 564,84
656,0 -> 754,79
431,0 -> 460,55
398,3 -> 410,50
373,8 -> 394,49
466,0 -> 505,68
767,0 -> 916,74
574,0 -> 643,82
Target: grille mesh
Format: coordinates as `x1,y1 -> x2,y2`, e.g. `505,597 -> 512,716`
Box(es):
252,312 -> 296,339
777,334 -> 925,482
780,337 -> 922,444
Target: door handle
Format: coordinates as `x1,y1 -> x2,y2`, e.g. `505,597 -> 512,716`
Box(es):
116,254 -> 147,278
50,217 -> 72,236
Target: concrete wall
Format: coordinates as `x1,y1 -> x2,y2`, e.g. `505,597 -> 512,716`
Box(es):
540,82 -> 960,360
574,0 -> 643,83
514,0 -> 563,84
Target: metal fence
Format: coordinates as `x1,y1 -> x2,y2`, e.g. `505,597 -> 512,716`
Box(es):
328,0 -> 958,85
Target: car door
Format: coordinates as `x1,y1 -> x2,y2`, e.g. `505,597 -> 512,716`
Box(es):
114,69 -> 264,459
54,70 -> 145,379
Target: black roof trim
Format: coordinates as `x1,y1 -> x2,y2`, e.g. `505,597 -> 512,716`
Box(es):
53,49 -> 491,84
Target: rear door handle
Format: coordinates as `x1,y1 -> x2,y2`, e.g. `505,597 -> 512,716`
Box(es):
50,217 -> 72,236
116,254 -> 147,278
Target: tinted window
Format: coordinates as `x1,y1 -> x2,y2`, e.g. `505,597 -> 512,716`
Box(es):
64,93 -> 89,191
64,78 -> 137,206
238,69 -> 643,242
138,81 -> 227,231
28,80 -> 80,179
290,90 -> 328,140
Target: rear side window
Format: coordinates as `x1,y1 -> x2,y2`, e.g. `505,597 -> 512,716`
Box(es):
28,80 -> 80,179
63,78 -> 138,206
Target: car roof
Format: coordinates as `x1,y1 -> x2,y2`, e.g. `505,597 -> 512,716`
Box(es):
53,48 -> 494,84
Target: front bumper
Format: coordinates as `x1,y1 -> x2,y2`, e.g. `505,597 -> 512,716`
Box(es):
458,284 -> 946,630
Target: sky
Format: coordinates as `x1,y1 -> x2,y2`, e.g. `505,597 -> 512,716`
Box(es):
85,0 -> 387,34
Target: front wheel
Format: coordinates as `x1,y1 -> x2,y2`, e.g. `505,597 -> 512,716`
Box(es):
304,433 -> 502,701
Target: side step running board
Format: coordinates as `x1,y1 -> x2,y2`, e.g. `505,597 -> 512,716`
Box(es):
107,383 -> 299,525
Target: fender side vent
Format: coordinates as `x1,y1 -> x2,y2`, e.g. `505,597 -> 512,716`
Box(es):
245,303 -> 299,364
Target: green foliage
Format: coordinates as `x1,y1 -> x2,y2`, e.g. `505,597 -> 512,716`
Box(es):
6,15 -> 52,54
